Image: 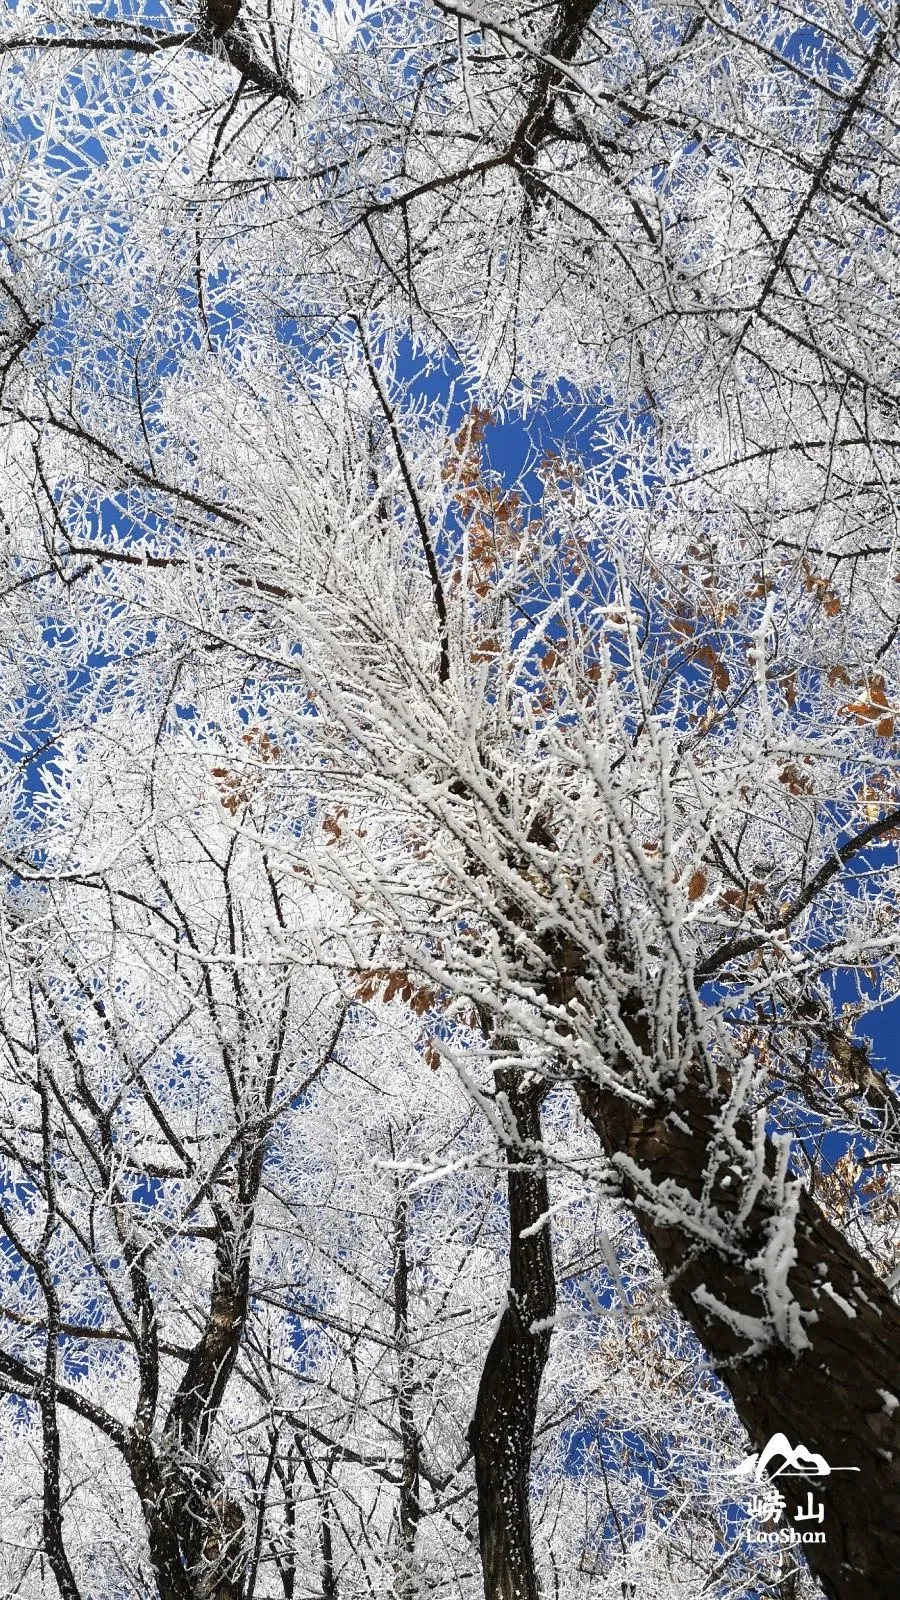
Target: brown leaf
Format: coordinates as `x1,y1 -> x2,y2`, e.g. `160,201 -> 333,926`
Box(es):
720,887 -> 746,909
383,971 -> 405,1004
840,676 -> 893,725
410,986 -> 436,1017
778,763 -> 812,795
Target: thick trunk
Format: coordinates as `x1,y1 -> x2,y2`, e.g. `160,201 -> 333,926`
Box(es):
392,1174 -> 423,1597
470,1077 -> 556,1600
578,1078 -> 900,1600
128,1444 -> 195,1600
131,1449 -> 245,1600
39,1360 -> 83,1600
160,1276 -> 249,1599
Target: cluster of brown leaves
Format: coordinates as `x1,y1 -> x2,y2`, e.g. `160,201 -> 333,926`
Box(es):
838,672 -> 895,739
778,760 -> 814,796
211,727 -> 281,815
353,968 -> 442,1069
676,542 -> 741,622
442,408 -> 527,666
685,867 -> 768,913
321,805 -> 349,844
856,771 -> 900,828
354,968 -> 436,1014
659,598 -> 735,703
815,1151 -> 897,1237
800,557 -> 842,619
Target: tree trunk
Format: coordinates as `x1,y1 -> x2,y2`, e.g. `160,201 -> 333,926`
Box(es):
470,1077 -> 556,1600
578,1077 -> 900,1600
392,1171 -> 423,1597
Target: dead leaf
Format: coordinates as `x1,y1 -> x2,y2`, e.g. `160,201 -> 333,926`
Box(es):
779,763 -> 813,795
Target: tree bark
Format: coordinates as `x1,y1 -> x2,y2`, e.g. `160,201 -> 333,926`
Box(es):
392,1175 -> 423,1593
470,1076 -> 556,1600
578,1077 -> 900,1600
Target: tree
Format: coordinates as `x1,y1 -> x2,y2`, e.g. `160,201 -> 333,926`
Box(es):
0,720 -> 489,1598
0,710 -> 787,1599
1,1 -> 900,1597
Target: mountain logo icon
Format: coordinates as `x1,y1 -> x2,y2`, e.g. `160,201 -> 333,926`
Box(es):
730,1433 -> 859,1480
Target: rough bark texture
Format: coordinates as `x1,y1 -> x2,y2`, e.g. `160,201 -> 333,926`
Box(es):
469,1077 -> 556,1600
392,1172 -> 423,1596
578,1078 -> 900,1600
